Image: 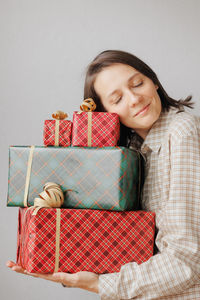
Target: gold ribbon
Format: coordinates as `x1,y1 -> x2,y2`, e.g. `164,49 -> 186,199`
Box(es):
54,208 -> 61,272
54,120 -> 60,146
24,145 -> 35,207
87,112 -> 92,147
52,111 -> 68,147
78,98 -> 96,146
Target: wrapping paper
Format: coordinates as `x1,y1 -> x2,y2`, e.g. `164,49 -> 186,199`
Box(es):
43,120 -> 72,147
7,146 -> 142,211
72,111 -> 120,147
17,208 -> 155,273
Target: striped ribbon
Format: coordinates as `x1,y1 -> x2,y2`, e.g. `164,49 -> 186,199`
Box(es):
54,208 -> 61,272
87,112 -> 92,147
55,120 -> 60,146
24,145 -> 35,207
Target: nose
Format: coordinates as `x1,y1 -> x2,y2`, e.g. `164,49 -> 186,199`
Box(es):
126,90 -> 143,107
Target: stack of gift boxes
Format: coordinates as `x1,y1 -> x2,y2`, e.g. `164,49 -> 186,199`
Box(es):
7,99 -> 155,274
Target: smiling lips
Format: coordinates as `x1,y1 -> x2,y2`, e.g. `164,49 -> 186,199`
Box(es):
134,103 -> 150,117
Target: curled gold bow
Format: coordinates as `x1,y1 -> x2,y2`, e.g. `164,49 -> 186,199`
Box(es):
52,111 -> 68,120
31,182 -> 64,215
80,98 -> 96,112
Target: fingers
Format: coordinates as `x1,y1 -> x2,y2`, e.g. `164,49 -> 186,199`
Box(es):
28,272 -> 71,283
6,261 -> 63,281
12,266 -> 25,273
6,260 -> 99,293
6,261 -> 15,268
30,272 -> 77,286
6,261 -> 85,289
25,273 -> 54,280
6,261 -> 27,275
6,261 -> 69,283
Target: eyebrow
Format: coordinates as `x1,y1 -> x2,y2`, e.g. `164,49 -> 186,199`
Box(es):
107,72 -> 140,99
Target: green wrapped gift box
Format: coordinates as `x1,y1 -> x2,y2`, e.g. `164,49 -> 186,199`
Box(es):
7,146 -> 143,211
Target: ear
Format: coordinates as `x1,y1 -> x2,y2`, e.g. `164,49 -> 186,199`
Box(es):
155,84 -> 159,90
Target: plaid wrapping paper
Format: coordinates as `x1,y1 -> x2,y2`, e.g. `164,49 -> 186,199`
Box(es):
17,208 -> 155,273
43,120 -> 72,147
72,111 -> 120,147
7,146 -> 142,210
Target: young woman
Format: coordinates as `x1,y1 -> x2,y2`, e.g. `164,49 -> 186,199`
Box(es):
7,50 -> 200,299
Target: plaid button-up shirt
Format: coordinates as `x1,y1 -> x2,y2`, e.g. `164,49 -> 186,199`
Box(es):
99,107 -> 200,299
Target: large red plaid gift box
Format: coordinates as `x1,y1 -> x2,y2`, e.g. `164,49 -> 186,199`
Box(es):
43,111 -> 72,147
72,111 -> 120,147
17,208 -> 155,274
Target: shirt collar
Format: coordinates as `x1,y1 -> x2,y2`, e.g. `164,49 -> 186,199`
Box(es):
140,107 -> 184,154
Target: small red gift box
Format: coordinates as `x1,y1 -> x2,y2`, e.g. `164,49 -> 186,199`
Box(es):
17,208 -> 155,274
72,111 -> 120,147
43,111 -> 72,147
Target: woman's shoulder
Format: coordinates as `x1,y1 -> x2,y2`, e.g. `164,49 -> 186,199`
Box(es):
167,108 -> 200,139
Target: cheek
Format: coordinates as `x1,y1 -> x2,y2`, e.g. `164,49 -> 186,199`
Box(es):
104,104 -> 122,115
152,97 -> 162,119
157,99 -> 162,114
145,86 -> 156,97
116,107 -> 129,120
103,101 -> 129,119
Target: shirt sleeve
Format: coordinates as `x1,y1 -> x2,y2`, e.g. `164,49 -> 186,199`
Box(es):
98,127 -> 200,299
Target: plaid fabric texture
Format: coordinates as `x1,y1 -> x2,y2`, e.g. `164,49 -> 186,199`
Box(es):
43,120 -> 72,147
17,208 -> 155,273
7,146 -> 142,211
72,112 -> 120,147
99,108 -> 200,299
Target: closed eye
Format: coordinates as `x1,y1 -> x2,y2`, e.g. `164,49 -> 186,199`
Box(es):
114,96 -> 122,104
133,81 -> 143,88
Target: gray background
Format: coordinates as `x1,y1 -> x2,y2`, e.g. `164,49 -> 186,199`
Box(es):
0,0 -> 200,299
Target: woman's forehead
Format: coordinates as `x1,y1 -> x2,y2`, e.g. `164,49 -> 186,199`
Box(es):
94,63 -> 141,96
100,63 -> 139,76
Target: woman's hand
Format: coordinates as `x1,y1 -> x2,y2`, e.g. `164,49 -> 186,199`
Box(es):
6,261 -> 99,293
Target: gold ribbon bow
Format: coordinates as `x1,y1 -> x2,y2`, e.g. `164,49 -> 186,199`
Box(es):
79,98 -> 96,112
32,182 -> 64,215
78,98 -> 96,147
52,111 -> 68,146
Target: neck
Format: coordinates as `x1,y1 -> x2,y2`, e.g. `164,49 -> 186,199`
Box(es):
134,129 -> 149,140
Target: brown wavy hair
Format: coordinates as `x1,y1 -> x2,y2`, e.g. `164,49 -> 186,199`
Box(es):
84,50 -> 194,145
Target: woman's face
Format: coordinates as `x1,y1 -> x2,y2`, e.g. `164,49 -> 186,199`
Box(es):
94,63 -> 162,139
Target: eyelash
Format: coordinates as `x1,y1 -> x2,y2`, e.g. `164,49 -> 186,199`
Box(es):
114,82 -> 143,104
131,81 -> 143,88
115,97 -> 122,104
